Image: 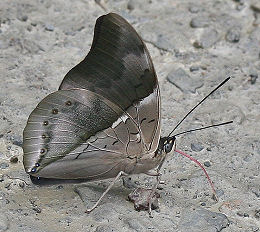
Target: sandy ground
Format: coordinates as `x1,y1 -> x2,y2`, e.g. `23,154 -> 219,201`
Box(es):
0,0 -> 259,231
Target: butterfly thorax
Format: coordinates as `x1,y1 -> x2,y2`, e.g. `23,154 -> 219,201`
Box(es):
126,136 -> 176,175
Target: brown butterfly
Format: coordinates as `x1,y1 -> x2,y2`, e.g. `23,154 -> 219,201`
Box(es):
23,13 -> 231,215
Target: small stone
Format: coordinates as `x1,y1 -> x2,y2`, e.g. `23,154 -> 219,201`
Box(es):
249,72 -> 258,84
27,25 -> 32,32
251,2 -> 260,13
179,208 -> 229,231
95,225 -> 118,232
10,156 -> 18,163
190,16 -> 210,28
8,135 -> 22,147
19,182 -> 25,188
236,3 -> 246,11
201,202 -> 206,206
167,68 -> 203,93
191,143 -> 204,152
124,217 -> 145,231
216,189 -> 224,197
255,209 -> 260,218
237,211 -> 248,217
203,161 -> 211,167
45,24 -> 54,31
0,163 -> 9,169
190,66 -> 200,72
195,29 -> 219,48
226,26 -> 240,43
127,0 -> 135,11
18,14 -> 28,22
251,187 -> 260,197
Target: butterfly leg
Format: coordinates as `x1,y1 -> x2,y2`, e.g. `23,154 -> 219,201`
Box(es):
147,171 -> 161,217
147,157 -> 166,217
85,171 -> 128,213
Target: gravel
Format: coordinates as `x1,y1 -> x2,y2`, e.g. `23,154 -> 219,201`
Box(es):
0,0 -> 259,231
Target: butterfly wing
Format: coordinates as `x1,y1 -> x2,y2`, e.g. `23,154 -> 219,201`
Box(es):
23,13 -> 161,180
59,13 -> 157,110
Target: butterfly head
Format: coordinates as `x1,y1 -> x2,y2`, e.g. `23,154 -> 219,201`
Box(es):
163,136 -> 176,153
156,136 -> 176,157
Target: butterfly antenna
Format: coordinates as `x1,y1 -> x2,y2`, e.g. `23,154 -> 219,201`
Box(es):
168,77 -> 231,138
173,120 -> 233,137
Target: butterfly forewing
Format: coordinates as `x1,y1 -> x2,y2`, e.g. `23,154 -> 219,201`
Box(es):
59,13 -> 157,110
23,13 -> 161,180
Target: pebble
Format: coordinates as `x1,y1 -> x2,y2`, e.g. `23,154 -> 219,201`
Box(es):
249,72 -> 258,84
190,16 -> 210,28
17,14 -> 28,22
255,209 -> 260,218
226,26 -> 240,43
123,218 -> 145,231
0,163 -> 9,169
251,2 -> 260,13
10,156 -> 18,163
167,68 -> 203,93
95,225 -> 118,232
236,2 -> 246,11
251,187 -> 260,198
216,189 -> 225,197
127,0 -> 135,11
194,29 -> 219,48
8,135 -> 23,147
190,66 -> 200,72
237,211 -> 249,217
179,208 -> 229,231
203,161 -> 211,167
45,24 -> 54,31
191,143 -> 204,152
19,182 -> 25,188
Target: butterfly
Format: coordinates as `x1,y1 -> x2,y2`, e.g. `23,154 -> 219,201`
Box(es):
23,13 -> 231,214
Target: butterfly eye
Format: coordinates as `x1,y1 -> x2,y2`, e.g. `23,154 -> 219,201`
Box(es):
164,141 -> 174,153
